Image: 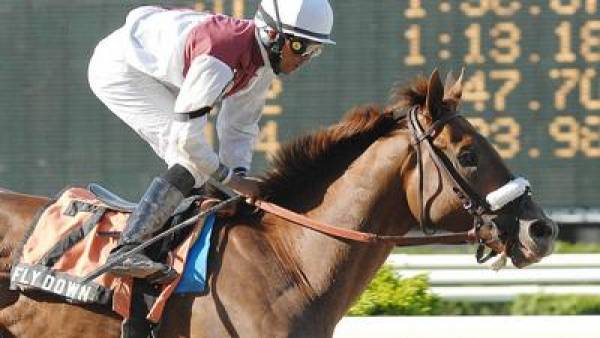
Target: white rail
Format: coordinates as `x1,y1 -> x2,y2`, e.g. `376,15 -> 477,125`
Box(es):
386,254 -> 600,301
334,316 -> 600,338
387,253 -> 600,269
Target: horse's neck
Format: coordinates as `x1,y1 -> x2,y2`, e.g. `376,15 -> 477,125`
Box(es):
190,136 -> 414,333
289,136 -> 413,319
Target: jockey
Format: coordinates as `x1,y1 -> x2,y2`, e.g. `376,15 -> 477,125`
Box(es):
87,0 -> 335,281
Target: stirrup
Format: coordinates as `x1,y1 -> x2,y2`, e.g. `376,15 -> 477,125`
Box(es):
109,256 -> 178,284
147,267 -> 178,284
108,252 -> 172,280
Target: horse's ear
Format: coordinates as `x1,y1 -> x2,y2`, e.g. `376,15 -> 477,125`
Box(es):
444,70 -> 456,91
426,69 -> 444,120
443,68 -> 464,111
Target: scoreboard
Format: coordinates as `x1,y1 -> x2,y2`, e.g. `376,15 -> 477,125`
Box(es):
401,1 -> 600,162
0,0 -> 599,218
392,1 -> 600,216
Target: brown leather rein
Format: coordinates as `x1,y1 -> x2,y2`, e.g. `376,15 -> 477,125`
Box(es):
251,199 -> 477,246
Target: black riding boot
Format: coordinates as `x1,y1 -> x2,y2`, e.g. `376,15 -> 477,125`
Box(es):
108,177 -> 184,280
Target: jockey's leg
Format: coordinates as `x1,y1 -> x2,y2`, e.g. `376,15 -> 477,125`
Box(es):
89,36 -> 182,280
108,164 -> 195,279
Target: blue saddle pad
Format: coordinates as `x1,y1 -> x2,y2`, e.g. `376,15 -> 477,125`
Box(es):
174,213 -> 215,294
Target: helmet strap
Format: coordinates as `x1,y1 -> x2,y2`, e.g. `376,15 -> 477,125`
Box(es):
260,0 -> 285,74
269,32 -> 285,74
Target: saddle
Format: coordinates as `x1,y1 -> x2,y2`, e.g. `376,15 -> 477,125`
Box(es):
9,185 -> 216,337
88,183 -> 138,212
89,183 -> 237,217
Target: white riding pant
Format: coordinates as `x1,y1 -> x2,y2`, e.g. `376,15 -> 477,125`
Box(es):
87,29 -> 219,187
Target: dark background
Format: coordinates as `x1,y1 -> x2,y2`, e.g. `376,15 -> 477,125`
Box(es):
1,1 -> 599,230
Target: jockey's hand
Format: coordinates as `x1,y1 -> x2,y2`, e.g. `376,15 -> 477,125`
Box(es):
226,174 -> 262,199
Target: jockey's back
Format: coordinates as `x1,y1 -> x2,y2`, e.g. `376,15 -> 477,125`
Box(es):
112,6 -> 209,86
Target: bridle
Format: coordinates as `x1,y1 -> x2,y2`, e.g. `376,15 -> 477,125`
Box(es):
405,104 -> 537,263
405,105 -> 505,262
407,106 -> 490,231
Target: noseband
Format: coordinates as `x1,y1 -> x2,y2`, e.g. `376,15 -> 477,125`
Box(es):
405,105 -> 529,263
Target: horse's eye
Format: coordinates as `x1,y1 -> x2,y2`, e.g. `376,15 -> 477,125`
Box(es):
458,151 -> 478,167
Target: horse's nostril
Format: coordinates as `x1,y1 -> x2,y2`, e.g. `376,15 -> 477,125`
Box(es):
529,220 -> 553,238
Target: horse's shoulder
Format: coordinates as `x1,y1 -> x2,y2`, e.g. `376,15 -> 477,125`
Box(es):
0,191 -> 49,211
0,191 -> 50,272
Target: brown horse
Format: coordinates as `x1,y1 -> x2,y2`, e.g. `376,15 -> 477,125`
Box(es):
0,71 -> 557,338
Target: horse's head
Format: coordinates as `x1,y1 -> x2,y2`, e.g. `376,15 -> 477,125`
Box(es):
394,70 -> 558,268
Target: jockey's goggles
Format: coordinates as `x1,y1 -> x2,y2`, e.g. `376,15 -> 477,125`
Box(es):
287,35 -> 323,58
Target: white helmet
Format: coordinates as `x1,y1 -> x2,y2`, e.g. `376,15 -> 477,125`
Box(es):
255,0 -> 335,45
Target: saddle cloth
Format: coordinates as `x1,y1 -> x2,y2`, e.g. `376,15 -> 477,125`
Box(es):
9,186 -> 212,323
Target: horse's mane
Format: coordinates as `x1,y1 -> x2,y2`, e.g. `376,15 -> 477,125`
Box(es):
388,75 -> 428,110
259,76 -> 429,207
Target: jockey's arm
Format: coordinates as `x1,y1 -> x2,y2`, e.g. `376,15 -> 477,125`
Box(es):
216,89 -> 265,175
213,75 -> 273,197
167,55 -> 266,197
174,56 -> 233,114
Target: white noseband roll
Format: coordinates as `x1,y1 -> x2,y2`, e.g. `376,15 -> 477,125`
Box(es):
485,177 -> 531,211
